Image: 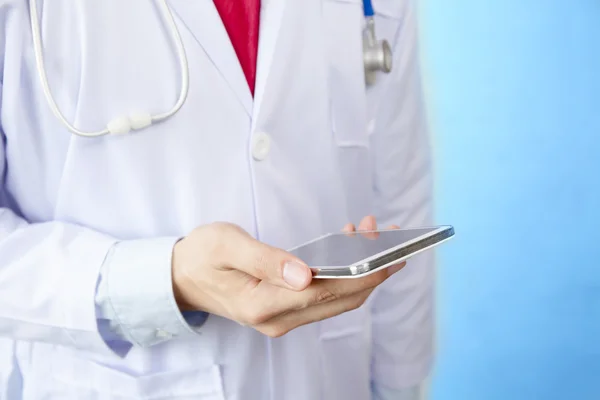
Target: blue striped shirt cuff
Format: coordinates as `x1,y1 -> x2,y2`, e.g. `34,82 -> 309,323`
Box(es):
95,237 -> 209,352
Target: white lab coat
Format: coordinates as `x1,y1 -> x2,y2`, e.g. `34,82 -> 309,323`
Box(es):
0,0 -> 434,399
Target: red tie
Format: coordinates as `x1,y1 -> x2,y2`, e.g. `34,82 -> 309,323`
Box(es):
213,0 -> 261,96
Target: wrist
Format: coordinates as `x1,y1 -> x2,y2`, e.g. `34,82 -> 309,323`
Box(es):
171,239 -> 194,311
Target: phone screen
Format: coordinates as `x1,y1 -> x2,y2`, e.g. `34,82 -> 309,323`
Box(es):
288,227 -> 447,269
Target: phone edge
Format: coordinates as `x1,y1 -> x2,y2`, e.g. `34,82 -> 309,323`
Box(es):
312,225 -> 455,279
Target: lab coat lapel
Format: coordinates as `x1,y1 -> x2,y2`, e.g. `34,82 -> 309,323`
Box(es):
251,0 -> 288,130
168,0 -> 253,116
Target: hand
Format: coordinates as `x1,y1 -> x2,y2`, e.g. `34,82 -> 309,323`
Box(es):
171,220 -> 403,337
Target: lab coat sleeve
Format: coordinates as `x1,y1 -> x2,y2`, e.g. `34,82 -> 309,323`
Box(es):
368,0 -> 435,394
0,10 -> 125,354
0,192 -> 205,356
0,122 -> 204,356
95,238 -> 208,354
0,195 -> 117,355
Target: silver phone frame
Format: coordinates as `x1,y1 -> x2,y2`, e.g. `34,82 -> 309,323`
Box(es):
287,225 -> 455,279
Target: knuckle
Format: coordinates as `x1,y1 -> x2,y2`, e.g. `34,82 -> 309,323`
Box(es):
261,324 -> 290,338
237,306 -> 270,326
245,313 -> 264,326
359,290 -> 373,305
252,250 -> 274,279
315,288 -> 338,304
209,221 -> 235,237
209,222 -> 247,244
194,223 -> 235,257
364,271 -> 387,288
348,298 -> 364,311
348,292 -> 369,311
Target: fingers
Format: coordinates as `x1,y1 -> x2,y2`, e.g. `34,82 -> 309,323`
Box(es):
342,223 -> 357,237
361,230 -> 379,240
342,216 -> 378,234
342,223 -> 355,233
339,220 -> 406,271
308,268 -> 393,300
251,265 -> 398,319
346,215 -> 379,239
216,224 -> 312,291
181,221 -> 408,331
357,215 -> 377,231
254,288 -> 375,337
245,244 -> 312,291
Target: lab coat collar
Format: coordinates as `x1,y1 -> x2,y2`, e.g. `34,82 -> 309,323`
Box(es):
168,0 -> 288,123
168,0 -> 253,116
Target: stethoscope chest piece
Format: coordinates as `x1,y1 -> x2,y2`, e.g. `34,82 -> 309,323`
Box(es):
362,16 -> 393,87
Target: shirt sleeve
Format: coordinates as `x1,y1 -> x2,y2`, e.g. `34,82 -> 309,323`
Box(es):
95,237 -> 209,356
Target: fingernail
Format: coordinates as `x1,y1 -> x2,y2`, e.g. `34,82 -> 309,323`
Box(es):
283,261 -> 310,289
388,262 -> 406,276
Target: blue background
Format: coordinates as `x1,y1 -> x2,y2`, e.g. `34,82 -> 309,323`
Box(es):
419,1 -> 600,399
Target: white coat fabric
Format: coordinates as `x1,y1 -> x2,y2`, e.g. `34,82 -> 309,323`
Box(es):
0,0 -> 435,399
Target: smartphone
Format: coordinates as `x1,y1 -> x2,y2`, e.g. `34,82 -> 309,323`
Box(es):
287,225 -> 454,278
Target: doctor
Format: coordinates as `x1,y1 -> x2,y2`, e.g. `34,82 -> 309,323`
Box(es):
0,0 -> 435,399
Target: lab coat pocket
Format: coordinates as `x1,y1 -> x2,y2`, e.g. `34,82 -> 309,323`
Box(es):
319,307 -> 372,399
323,0 -> 374,223
41,353 -> 225,400
323,0 -> 369,148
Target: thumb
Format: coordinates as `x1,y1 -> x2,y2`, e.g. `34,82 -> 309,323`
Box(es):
236,240 -> 313,291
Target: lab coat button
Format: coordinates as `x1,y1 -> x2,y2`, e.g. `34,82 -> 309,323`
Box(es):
251,132 -> 271,161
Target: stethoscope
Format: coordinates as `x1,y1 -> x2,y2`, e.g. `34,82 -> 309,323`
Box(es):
362,0 -> 393,86
29,0 -> 392,138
